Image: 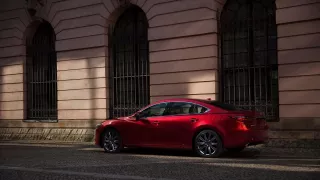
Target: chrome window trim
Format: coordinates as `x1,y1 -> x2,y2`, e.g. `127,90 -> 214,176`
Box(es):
137,102 -> 169,117
137,100 -> 211,118
165,101 -> 211,116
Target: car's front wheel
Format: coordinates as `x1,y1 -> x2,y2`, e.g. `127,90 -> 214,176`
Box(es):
102,128 -> 123,153
193,129 -> 224,158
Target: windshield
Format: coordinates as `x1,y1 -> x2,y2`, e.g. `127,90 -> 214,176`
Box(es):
199,100 -> 242,111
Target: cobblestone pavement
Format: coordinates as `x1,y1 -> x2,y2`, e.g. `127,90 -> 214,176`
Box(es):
0,142 -> 319,180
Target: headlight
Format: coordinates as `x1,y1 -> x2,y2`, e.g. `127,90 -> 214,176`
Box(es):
95,123 -> 102,129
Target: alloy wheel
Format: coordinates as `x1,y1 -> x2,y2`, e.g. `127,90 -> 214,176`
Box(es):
194,130 -> 223,158
103,129 -> 121,153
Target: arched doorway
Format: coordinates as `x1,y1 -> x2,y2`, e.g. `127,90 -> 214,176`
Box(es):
220,0 -> 278,120
26,21 -> 57,121
109,6 -> 149,118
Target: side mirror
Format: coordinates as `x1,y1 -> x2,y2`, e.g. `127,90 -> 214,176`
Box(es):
134,113 -> 147,121
134,113 -> 141,120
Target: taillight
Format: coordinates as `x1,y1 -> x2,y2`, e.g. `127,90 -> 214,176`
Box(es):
229,115 -> 249,130
229,115 -> 247,121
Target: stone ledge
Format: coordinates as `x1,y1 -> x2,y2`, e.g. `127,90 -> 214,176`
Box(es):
0,128 -> 95,142
268,118 -> 320,130
0,133 -> 95,142
269,130 -> 320,139
265,139 -> 320,149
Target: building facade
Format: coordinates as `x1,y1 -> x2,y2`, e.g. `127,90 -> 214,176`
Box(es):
0,0 -> 319,147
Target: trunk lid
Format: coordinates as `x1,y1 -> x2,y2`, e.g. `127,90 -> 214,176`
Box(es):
229,110 -> 267,130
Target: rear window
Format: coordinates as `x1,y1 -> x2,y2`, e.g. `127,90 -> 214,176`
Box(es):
199,100 -> 242,111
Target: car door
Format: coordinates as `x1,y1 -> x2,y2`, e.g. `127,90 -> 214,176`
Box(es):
135,102 -> 169,147
120,117 -> 154,147
153,102 -> 209,148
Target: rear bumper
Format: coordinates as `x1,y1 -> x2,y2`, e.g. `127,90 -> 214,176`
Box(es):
224,129 -> 269,148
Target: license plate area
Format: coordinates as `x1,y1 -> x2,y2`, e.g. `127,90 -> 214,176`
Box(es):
245,117 -> 266,129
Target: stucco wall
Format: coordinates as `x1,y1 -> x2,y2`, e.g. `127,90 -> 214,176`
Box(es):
147,0 -> 222,102
0,0 -> 222,141
0,0 -> 319,146
255,0 -> 320,148
0,0 -> 109,130
267,0 -> 320,143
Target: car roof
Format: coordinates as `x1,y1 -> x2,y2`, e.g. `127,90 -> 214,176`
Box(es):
154,98 -> 211,104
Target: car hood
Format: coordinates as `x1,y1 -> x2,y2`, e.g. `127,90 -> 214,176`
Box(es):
105,116 -> 133,121
115,116 -> 131,120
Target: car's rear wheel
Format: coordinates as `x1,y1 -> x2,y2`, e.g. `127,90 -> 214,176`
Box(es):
102,128 -> 123,153
193,129 -> 223,158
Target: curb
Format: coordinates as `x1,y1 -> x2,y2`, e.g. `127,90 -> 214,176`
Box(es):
0,140 -> 94,145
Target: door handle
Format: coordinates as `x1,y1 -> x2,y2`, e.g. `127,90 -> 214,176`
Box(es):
190,118 -> 198,123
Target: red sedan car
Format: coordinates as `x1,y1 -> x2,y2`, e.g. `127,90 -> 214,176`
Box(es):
95,98 -> 269,158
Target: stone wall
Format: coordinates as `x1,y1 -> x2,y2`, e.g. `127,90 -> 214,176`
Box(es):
0,0 -> 319,148
0,128 -> 94,142
267,0 -> 320,147
0,0 -> 222,143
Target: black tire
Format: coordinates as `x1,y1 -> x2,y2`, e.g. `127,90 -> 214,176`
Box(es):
226,146 -> 246,153
193,129 -> 224,158
102,128 -> 123,153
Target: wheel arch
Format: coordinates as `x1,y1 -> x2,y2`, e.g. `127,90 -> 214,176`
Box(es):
192,125 -> 225,149
99,126 -> 119,147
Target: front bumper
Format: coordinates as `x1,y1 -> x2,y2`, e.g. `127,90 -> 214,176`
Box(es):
94,124 -> 104,147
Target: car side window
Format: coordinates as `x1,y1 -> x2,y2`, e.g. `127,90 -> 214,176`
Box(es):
139,103 -> 168,118
167,102 -> 208,115
190,104 -> 208,114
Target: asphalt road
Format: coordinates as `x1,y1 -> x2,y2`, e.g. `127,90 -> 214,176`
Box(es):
0,142 -> 319,180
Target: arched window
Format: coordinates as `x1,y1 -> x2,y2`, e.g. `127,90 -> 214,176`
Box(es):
109,6 -> 149,118
26,21 -> 57,121
220,0 -> 278,120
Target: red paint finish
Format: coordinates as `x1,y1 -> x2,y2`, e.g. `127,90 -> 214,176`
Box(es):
95,98 -> 269,150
